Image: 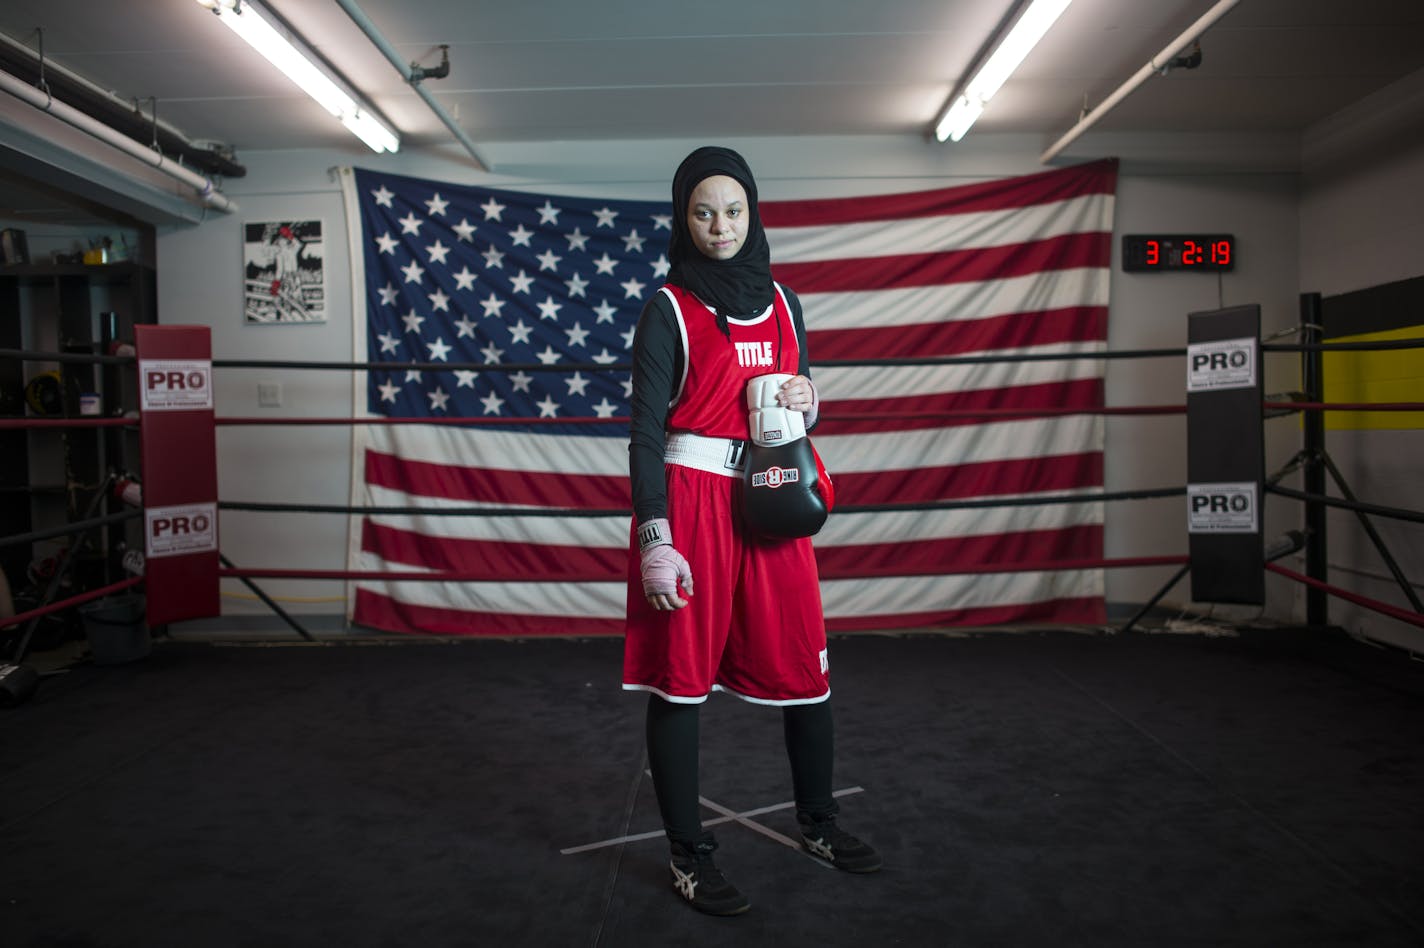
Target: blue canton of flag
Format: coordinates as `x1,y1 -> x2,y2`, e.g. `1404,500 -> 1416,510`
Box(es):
353,167 -> 672,436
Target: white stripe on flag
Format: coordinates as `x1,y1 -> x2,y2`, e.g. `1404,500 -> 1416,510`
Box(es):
816,498 -> 1104,546
365,424 -> 627,476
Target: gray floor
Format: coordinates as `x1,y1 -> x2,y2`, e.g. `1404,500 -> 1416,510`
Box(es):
2,629 -> 1422,947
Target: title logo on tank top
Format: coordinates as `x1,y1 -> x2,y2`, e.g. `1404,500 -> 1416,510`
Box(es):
735,341 -> 775,368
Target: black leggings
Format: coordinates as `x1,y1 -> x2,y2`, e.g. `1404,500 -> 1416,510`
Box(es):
645,693 -> 838,846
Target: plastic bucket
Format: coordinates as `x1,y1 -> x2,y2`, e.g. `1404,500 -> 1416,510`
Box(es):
79,595 -> 150,665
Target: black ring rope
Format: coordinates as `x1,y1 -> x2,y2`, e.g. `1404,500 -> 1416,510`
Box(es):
0,348 -> 134,366
1262,339 -> 1424,353
840,487 -> 1186,513
1265,485 -> 1424,525
0,509 -> 143,550
218,486 -> 1186,519
217,359 -> 633,373
6,336 -> 1421,374
219,501 -> 625,517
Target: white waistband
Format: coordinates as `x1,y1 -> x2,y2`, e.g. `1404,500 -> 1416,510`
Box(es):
664,432 -> 747,477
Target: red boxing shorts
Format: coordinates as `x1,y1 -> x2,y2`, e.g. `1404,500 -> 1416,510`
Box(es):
623,434 -> 830,705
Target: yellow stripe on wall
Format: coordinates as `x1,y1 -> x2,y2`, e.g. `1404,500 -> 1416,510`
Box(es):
1322,326 -> 1424,430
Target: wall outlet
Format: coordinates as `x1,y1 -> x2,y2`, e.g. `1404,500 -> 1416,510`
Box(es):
257,382 -> 282,407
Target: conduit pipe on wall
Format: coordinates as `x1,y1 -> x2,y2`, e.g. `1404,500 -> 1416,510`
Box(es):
332,0 -> 492,172
0,29 -> 246,179
1040,0 -> 1241,163
0,69 -> 236,213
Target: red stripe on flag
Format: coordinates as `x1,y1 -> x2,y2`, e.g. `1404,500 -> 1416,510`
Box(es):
761,159 -> 1118,227
772,232 -> 1111,294
353,588 -> 623,637
834,451 -> 1103,506
824,596 -> 1106,632
366,451 -> 631,507
822,378 -> 1105,433
362,520 -> 625,579
816,524 -> 1102,579
809,306 -> 1106,362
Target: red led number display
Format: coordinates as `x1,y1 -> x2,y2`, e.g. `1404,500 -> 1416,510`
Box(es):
1122,234 -> 1235,272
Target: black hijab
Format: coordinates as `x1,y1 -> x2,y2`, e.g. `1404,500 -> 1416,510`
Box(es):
666,146 -> 773,334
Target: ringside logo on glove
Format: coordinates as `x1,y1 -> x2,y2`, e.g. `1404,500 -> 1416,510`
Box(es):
750,465 -> 799,488
742,374 -> 834,539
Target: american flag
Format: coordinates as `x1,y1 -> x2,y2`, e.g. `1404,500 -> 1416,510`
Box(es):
345,160 -> 1117,635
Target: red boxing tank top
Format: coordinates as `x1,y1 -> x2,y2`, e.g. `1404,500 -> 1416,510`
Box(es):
662,283 -> 799,440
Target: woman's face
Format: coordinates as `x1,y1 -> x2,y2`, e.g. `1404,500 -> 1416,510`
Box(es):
686,175 -> 749,261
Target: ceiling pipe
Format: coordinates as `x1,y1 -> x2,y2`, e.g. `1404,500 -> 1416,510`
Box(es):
0,69 -> 236,213
0,29 -> 246,179
1040,0 -> 1241,164
331,0 -> 492,172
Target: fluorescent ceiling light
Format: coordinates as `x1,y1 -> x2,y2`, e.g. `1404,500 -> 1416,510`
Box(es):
197,0 -> 399,153
934,0 -> 1073,143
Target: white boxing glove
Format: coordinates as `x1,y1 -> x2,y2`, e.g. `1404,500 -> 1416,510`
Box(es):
746,373 -> 806,447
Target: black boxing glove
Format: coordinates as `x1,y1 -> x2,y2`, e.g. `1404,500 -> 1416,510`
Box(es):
742,374 -> 835,539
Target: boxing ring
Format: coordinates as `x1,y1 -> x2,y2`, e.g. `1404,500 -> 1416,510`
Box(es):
2,301 -> 1424,946
3,293 -> 1422,672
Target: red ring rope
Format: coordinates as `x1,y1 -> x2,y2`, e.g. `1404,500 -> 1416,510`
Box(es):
1266,563 -> 1424,630
2,576 -> 144,630
218,555 -> 1186,584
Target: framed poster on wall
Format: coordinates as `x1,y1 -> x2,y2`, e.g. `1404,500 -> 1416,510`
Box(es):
243,220 -> 327,323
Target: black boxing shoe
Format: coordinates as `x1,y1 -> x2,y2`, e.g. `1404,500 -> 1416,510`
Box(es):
797,815 -> 882,873
669,835 -> 750,916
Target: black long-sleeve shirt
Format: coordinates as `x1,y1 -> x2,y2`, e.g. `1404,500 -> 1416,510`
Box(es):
627,285 -> 814,524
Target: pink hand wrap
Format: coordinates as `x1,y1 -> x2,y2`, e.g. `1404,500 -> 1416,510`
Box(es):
637,518 -> 694,599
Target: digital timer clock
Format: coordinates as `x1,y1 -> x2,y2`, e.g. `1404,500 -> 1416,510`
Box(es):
1122,234 -> 1235,272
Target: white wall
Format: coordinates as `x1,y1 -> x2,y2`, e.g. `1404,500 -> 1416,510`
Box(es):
1106,173 -> 1302,622
153,131 -> 1319,627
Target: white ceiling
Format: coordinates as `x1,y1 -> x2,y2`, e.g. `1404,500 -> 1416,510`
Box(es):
2,0 -> 1424,220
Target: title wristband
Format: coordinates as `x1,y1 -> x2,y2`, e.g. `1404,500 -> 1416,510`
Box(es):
637,518 -> 672,552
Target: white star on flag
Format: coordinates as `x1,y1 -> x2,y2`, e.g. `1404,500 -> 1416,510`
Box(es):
479,294 -> 506,318
480,197 -> 506,221
537,296 -> 563,321
509,320 -> 534,344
